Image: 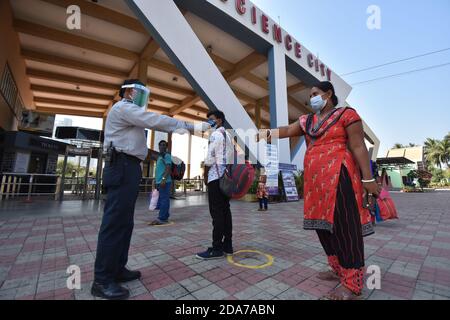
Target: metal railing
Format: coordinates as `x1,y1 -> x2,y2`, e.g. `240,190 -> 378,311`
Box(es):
0,173 -> 204,201
0,173 -> 61,202
175,178 -> 205,195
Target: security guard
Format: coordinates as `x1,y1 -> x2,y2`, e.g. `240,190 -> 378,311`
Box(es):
92,79 -> 209,300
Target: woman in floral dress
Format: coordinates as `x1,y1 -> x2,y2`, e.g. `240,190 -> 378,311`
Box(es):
257,81 -> 381,300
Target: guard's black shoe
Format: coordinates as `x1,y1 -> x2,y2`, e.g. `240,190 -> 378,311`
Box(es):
91,282 -> 130,300
116,269 -> 142,283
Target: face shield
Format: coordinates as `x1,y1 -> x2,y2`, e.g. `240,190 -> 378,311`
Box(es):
121,83 -> 150,109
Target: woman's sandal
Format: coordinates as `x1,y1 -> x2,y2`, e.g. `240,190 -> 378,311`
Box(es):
316,270 -> 340,281
321,285 -> 363,300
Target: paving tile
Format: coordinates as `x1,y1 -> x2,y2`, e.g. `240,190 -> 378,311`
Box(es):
0,191 -> 449,300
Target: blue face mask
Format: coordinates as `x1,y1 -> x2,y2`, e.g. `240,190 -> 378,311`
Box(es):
310,94 -> 327,114
207,119 -> 217,128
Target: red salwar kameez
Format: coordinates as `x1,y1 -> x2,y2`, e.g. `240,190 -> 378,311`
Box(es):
299,107 -> 374,295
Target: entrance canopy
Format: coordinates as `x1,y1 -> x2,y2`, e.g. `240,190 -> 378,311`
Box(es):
10,0 -> 322,126
3,0 -> 380,165
377,157 -> 415,166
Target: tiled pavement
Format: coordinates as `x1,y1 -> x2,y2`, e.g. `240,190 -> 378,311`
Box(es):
0,191 -> 450,300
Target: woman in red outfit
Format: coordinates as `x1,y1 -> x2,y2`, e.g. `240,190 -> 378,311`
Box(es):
257,81 -> 381,300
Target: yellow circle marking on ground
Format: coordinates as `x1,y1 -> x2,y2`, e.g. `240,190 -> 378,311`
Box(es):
148,221 -> 175,227
227,250 -> 274,269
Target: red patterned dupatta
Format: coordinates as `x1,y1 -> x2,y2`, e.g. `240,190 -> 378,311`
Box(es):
304,107 -> 348,140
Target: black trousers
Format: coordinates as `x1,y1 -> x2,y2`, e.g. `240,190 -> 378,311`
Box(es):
94,153 -> 142,284
207,180 -> 232,251
316,166 -> 365,269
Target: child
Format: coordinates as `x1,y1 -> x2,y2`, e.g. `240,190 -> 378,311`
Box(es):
256,175 -> 268,211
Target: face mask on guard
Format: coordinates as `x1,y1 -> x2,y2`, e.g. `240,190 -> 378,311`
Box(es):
121,83 -> 151,109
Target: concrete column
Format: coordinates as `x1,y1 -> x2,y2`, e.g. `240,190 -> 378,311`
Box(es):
187,133 -> 192,179
268,46 -> 291,164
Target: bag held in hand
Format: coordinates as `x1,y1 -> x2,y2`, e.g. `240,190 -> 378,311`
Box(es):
215,131 -> 255,199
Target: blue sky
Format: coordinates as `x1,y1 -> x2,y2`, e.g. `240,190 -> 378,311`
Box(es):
253,0 -> 450,156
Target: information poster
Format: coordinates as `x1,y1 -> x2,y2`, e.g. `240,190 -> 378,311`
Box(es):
265,144 -> 279,195
14,152 -> 30,173
279,163 -> 299,202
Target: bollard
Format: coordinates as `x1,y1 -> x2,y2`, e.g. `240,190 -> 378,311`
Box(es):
26,175 -> 33,203
5,176 -> 12,200
18,178 -> 22,198
0,175 -> 6,202
55,176 -> 62,201
12,177 -> 17,198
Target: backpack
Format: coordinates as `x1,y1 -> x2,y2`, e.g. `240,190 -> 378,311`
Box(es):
221,161 -> 256,199
160,154 -> 185,181
170,156 -> 186,181
215,131 -> 255,199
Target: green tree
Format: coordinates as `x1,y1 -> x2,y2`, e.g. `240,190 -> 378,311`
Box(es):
393,143 -> 405,149
431,168 -> 445,184
445,132 -> 450,143
438,138 -> 450,168
424,138 -> 443,169
56,160 -> 86,177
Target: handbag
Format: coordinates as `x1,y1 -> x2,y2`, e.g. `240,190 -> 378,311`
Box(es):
377,196 -> 398,220
376,177 -> 398,220
214,131 -> 235,198
214,131 -> 255,199
148,189 -> 159,211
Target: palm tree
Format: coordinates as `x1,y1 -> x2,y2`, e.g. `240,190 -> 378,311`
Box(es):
408,143 -> 418,147
438,139 -> 450,168
424,138 -> 442,169
393,143 -> 405,149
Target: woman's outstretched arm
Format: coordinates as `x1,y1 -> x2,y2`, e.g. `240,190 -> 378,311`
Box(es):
256,120 -> 304,142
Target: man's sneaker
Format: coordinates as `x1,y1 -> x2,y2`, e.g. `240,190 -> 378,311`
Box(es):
196,248 -> 224,260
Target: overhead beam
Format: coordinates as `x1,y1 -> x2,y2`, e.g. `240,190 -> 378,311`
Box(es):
242,73 -> 269,90
209,52 -> 234,71
30,85 -> 113,101
40,0 -> 147,34
140,39 -> 160,60
287,96 -> 311,114
14,19 -> 139,61
27,69 -> 118,90
288,82 -> 308,95
168,52 -> 264,116
150,93 -> 181,105
169,96 -> 202,115
21,49 -> 128,78
148,58 -> 182,76
36,106 -> 105,118
34,97 -> 108,109
147,78 -> 195,97
223,52 -> 266,83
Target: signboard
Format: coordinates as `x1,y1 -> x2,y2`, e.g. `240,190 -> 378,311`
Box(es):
279,163 -> 299,202
29,137 -> 66,153
265,144 -> 279,195
20,111 -> 55,137
14,152 -> 30,173
67,146 -> 92,157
